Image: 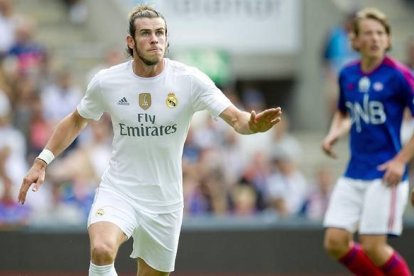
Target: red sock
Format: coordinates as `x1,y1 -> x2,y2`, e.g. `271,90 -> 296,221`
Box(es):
380,251 -> 412,276
339,243 -> 383,276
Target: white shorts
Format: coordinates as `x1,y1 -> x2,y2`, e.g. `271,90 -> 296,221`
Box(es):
88,187 -> 183,272
323,177 -> 409,236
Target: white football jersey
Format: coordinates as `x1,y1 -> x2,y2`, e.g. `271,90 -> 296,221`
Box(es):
77,59 -> 232,213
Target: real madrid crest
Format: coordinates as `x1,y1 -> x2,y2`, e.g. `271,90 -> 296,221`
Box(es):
139,93 -> 151,110
166,92 -> 178,108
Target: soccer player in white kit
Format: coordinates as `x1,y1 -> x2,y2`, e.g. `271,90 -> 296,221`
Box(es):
17,4 -> 282,276
322,8 -> 413,276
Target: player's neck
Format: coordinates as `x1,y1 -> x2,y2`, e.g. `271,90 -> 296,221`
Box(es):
132,58 -> 165,78
360,55 -> 385,73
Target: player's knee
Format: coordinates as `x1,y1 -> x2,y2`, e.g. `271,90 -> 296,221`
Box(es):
360,241 -> 382,260
323,235 -> 349,258
90,242 -> 118,264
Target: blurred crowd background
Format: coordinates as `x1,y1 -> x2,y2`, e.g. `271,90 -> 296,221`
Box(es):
1,0 -> 414,229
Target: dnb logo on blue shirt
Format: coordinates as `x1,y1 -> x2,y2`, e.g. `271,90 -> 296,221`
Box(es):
346,94 -> 386,133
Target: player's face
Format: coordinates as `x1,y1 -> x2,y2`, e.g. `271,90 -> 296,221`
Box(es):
129,17 -> 167,66
354,18 -> 390,60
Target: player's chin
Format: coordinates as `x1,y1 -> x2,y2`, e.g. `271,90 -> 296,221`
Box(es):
142,56 -> 163,66
150,54 -> 164,63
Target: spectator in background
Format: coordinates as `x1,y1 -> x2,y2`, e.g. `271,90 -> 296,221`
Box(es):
269,114 -> 302,163
7,17 -> 46,77
0,176 -> 30,228
12,76 -> 38,139
322,11 -> 358,75
230,184 -> 257,217
183,169 -> 209,216
0,90 -> 32,226
86,47 -> 125,83
0,0 -> 18,57
303,164 -> 334,221
238,85 -> 273,161
62,0 -> 88,24
182,128 -> 207,216
406,36 -> 414,72
321,8 -> 412,275
0,91 -> 27,189
221,128 -> 247,186
242,152 -> 271,211
27,95 -> 52,160
321,11 -> 359,117
192,113 -> 227,150
41,68 -> 83,125
40,67 -> 83,154
196,147 -> 231,216
0,56 -> 13,104
265,147 -> 308,218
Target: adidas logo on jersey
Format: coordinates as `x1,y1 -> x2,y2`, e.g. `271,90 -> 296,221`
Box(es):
117,97 -> 129,105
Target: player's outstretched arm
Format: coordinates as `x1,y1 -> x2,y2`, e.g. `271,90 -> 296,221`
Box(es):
219,105 -> 282,134
321,110 -> 350,159
18,110 -> 89,204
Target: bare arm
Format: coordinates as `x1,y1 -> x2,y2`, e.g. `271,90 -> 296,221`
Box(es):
321,110 -> 351,159
219,105 -> 282,135
43,110 -> 89,157
18,110 -> 89,204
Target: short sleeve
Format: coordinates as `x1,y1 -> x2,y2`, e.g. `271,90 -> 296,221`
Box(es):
77,72 -> 105,120
190,68 -> 232,117
337,69 -> 347,114
399,69 -> 414,116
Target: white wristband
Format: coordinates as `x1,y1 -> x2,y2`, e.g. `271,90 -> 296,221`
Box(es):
37,149 -> 55,165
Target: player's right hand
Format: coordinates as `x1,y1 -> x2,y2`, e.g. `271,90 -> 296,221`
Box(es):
18,159 -> 47,205
321,135 -> 338,159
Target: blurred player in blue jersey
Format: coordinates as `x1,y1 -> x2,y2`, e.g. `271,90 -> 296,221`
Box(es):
322,7 -> 413,276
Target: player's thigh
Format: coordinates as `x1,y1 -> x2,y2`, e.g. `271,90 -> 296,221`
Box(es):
89,221 -> 128,251
88,187 -> 137,238
360,180 -> 409,236
137,257 -> 169,276
131,209 -> 183,273
88,187 -> 137,253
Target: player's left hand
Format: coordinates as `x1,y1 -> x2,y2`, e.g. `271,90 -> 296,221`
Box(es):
377,158 -> 405,186
248,107 -> 282,133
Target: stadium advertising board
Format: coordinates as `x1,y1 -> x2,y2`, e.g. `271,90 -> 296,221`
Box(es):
146,0 -> 301,54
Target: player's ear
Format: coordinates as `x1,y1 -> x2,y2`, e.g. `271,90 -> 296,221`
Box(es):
349,32 -> 359,52
166,38 -> 170,54
386,35 -> 392,51
126,35 -> 135,48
